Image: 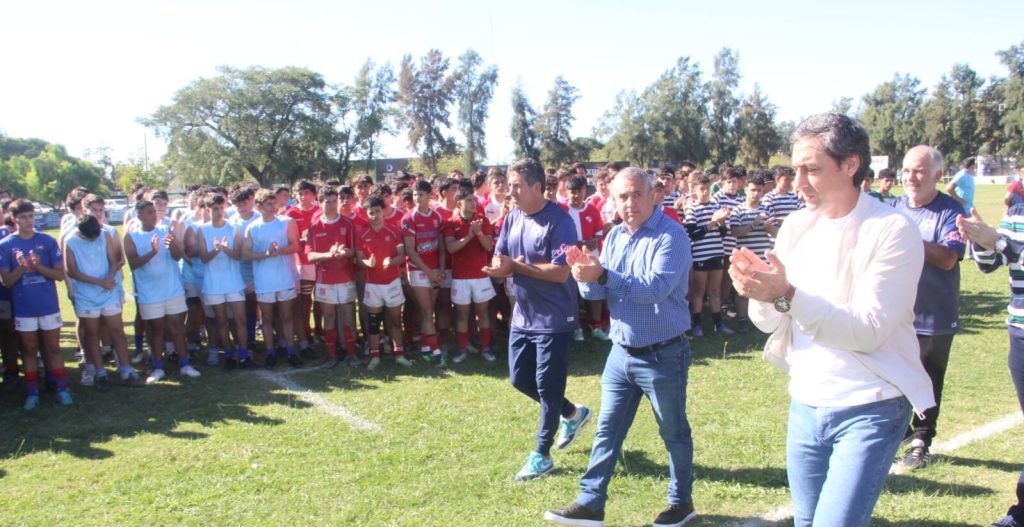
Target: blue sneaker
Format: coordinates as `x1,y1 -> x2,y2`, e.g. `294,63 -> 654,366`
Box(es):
557,405 -> 592,450
56,390 -> 73,406
23,394 -> 40,411
515,451 -> 554,481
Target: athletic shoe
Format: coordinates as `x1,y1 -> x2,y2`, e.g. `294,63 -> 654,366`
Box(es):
23,394 -> 40,411
715,322 -> 735,335
690,326 -> 704,338
990,514 -> 1023,527
102,347 -> 115,364
395,356 -> 413,367
81,368 -> 95,387
420,351 -> 433,363
95,375 -> 111,393
452,350 -> 468,364
146,368 -> 166,384
207,349 -> 220,367
320,357 -> 341,370
481,348 -> 497,362
367,357 -> 381,371
515,451 -> 554,481
734,319 -> 751,334
573,328 -> 585,342
264,355 -> 278,369
433,354 -> 448,369
300,346 -> 316,360
238,357 -> 260,370
180,365 -> 202,378
590,328 -> 611,342
557,405 -> 592,450
130,349 -> 146,365
900,439 -> 931,470
652,503 -> 697,527
122,371 -> 143,387
345,356 -> 362,369
544,502 -> 605,527
56,390 -> 74,406
74,349 -> 85,362
287,355 -> 304,368
223,357 -> 238,371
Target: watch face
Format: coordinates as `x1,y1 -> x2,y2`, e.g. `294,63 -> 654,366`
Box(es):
774,297 -> 790,313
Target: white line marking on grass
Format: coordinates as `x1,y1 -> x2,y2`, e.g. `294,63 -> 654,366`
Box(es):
276,365 -> 323,377
254,370 -> 381,432
724,411 -> 1024,527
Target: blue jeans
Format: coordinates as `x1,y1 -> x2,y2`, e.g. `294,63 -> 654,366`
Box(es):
508,329 -> 576,456
787,396 -> 911,527
577,340 -> 693,511
1005,327 -> 1024,520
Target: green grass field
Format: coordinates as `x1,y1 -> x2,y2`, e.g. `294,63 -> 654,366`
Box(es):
1,185 -> 1021,526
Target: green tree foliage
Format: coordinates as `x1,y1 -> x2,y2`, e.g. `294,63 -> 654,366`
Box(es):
0,135 -> 106,206
947,64 -> 984,164
331,60 -> 397,181
536,75 -> 580,167
113,157 -> 172,193
453,49 -> 499,172
596,90 -> 659,167
735,84 -> 783,166
509,83 -> 540,160
858,73 -> 926,162
144,66 -> 335,188
406,152 -> 466,177
397,49 -> 458,174
706,48 -> 741,163
997,41 -> 1024,157
923,75 -> 956,161
977,76 -> 1007,155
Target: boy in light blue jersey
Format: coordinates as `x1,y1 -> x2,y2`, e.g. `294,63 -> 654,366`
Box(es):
229,186 -> 261,346
198,193 -> 252,369
243,189 -> 304,369
124,199 -> 200,384
181,194 -> 208,358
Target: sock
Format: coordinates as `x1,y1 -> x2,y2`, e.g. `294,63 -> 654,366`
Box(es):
691,312 -> 701,328
325,330 -> 339,358
25,370 -> 39,396
178,356 -> 190,368
393,345 -> 405,357
247,314 -> 257,344
134,334 -> 144,355
224,348 -> 236,360
118,365 -> 134,379
456,331 -> 469,351
343,327 -> 357,358
480,328 -> 492,350
51,367 -> 68,391
299,339 -> 309,350
84,363 -> 97,376
711,311 -> 723,325
95,368 -> 108,379
152,359 -> 165,371
590,319 -> 603,330
286,346 -> 296,357
371,348 -> 381,358
239,348 -> 251,360
45,370 -> 56,390
424,334 -> 439,352
265,348 -> 277,358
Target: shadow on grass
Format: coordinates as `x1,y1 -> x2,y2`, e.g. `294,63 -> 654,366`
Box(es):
869,520 -> 980,527
958,290 -> 1010,335
944,454 -> 1024,473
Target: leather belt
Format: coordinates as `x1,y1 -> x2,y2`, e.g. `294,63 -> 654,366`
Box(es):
623,334 -> 686,356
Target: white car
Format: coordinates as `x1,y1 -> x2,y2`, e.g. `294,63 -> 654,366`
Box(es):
106,198 -> 128,224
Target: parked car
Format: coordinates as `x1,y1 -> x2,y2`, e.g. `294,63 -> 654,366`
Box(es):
106,198 -> 128,224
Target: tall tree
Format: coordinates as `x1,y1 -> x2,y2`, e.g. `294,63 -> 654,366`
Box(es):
998,40 -> 1024,156
595,90 -> 658,167
736,84 -> 783,166
644,56 -> 709,165
396,49 -> 458,173
706,48 -> 742,163
535,75 -> 580,167
923,75 -> 957,161
510,83 -> 540,160
976,76 -> 1007,155
453,49 -> 499,171
948,63 -> 984,163
331,60 -> 396,180
144,66 -> 335,187
858,73 -> 926,163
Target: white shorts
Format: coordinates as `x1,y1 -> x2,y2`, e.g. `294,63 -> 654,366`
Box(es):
451,277 -> 496,306
408,269 -> 440,288
15,312 -> 63,332
139,295 -> 188,320
363,279 -> 405,309
256,287 -> 297,304
299,264 -> 316,281
315,282 -> 356,305
0,300 -> 11,320
184,282 -> 202,299
202,291 -> 245,306
76,303 -> 123,319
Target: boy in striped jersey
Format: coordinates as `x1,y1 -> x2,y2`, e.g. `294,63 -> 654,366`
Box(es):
761,165 -> 803,226
729,174 -> 779,333
714,167 -> 746,319
684,175 -> 733,337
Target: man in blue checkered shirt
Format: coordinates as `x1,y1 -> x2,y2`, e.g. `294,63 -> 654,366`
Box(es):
544,167 -> 697,527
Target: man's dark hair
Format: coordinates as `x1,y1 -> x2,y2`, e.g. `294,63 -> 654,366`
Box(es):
145,189 -> 169,202
963,157 -> 976,169
230,186 -> 256,204
455,186 -> 474,202
204,193 -> 226,207
8,199 -> 34,217
356,174 -> 375,186
792,112 -> 873,188
365,196 -> 385,210
605,161 -> 625,172
725,166 -> 746,180
317,185 -> 339,202
83,193 -> 106,209
456,179 -> 474,194
413,180 -> 432,193
338,185 -> 354,197
77,214 -> 102,239
274,185 -> 290,195
694,174 -> 712,186
373,183 -> 392,197
746,173 -> 767,187
65,187 -> 90,210
877,167 -> 897,181
434,176 -> 455,192
134,199 -> 154,213
773,165 -> 795,179
545,175 -> 559,192
568,174 -> 588,191
509,158 -> 546,188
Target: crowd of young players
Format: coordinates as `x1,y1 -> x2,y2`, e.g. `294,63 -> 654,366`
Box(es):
0,161 -> 810,411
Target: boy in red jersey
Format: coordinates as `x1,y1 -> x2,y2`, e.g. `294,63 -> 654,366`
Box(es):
308,186 -> 359,369
445,187 -> 496,363
285,179 -> 321,355
561,175 -> 608,341
357,196 -> 410,371
402,180 -> 446,367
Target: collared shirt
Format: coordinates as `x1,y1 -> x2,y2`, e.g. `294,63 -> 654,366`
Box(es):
579,206 -> 691,347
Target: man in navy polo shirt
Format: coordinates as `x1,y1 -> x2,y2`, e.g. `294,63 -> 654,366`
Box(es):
891,145 -> 965,470
485,157 -> 591,481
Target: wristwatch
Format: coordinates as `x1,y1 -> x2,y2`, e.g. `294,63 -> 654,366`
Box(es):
598,268 -> 609,285
774,285 -> 795,313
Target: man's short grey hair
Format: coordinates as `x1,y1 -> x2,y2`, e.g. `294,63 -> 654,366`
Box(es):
613,167 -> 654,192
925,146 -> 944,174
792,112 -> 872,188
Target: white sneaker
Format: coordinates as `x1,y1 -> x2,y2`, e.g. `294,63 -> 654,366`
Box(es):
573,328 -> 585,342
206,348 -> 220,366
180,365 -> 202,378
80,366 -> 95,387
367,357 -> 381,371
146,368 -> 166,384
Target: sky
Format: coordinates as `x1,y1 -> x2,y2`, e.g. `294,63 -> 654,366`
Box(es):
1,0 -> 1022,168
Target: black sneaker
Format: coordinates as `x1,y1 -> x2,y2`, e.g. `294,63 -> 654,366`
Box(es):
264,355 -> 278,369
653,503 -> 697,527
900,441 -> 931,470
991,513 -> 1023,527
122,371 -> 143,388
95,375 -> 111,393
300,346 -> 316,360
320,357 -> 340,370
544,502 -> 604,527
287,354 -> 303,368
223,357 -> 238,371
238,357 -> 261,370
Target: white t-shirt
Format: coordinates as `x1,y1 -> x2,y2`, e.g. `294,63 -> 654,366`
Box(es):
787,212 -> 902,407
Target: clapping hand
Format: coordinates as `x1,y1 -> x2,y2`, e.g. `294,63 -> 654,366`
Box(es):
957,208 -> 999,251
267,241 -> 279,256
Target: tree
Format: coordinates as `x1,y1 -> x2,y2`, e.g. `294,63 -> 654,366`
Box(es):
976,76 -> 1006,155
736,84 -> 783,166
858,73 -> 926,162
595,90 -> 659,167
113,156 -> 172,193
706,48 -> 742,163
947,64 -> 984,163
453,49 -> 499,171
997,40 -> 1024,156
16,144 -> 106,207
510,83 -> 540,160
924,75 -> 956,161
144,66 -> 335,187
536,75 -> 580,167
347,60 -> 396,175
645,57 -> 709,165
831,97 -> 854,116
396,49 -> 458,173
